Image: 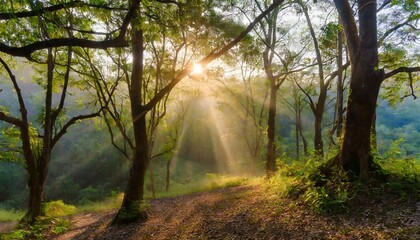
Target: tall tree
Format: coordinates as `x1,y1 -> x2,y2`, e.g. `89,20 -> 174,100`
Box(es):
114,0 -> 286,222
0,0 -> 139,223
331,0 -> 419,180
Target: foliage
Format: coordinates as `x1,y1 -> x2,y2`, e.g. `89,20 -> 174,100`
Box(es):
43,200 -> 76,217
0,209 -> 25,222
76,192 -> 123,212
376,139 -> 420,196
154,173 -> 248,199
2,217 -> 70,240
281,159 -> 356,214
113,201 -> 149,224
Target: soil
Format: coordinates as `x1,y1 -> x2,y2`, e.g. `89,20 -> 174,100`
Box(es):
1,184 -> 419,239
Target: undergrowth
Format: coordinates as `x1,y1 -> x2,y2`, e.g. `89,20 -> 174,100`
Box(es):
152,174 -> 248,199
270,144 -> 420,214
0,209 -> 25,222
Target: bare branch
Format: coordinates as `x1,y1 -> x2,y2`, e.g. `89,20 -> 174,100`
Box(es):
379,16 -> 414,44
325,62 -> 350,86
51,111 -> 102,148
0,37 -> 128,59
383,66 -> 420,79
0,57 -> 28,125
295,80 -> 316,113
0,111 -> 22,127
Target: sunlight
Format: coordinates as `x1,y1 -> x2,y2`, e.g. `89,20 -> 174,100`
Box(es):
191,63 -> 204,75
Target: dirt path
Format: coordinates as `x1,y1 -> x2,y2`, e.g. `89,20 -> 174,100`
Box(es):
0,221 -> 17,234
2,184 -> 418,239
58,185 -> 419,240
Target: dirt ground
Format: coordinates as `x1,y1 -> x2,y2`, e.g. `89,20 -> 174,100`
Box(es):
1,184 -> 419,239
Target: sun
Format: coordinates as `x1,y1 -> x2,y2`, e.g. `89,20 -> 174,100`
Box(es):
191,63 -> 204,75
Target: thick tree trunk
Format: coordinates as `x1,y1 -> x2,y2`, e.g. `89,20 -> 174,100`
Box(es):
266,79 -> 277,174
335,0 -> 382,180
23,175 -> 44,224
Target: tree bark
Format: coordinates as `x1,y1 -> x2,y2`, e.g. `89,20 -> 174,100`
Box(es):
335,26 -> 344,138
24,179 -> 44,224
114,28 -> 149,223
299,0 -> 325,157
266,77 -> 277,174
166,159 -> 170,192
334,0 -> 382,180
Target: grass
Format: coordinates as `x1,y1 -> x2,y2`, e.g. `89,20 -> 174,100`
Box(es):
0,209 -> 25,222
148,174 -> 249,199
0,174 -> 250,224
76,193 -> 123,212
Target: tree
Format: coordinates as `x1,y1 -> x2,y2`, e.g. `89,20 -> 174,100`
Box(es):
331,0 -> 419,180
295,0 -> 351,157
0,0 -> 140,223
238,0 -> 312,174
114,0 -> 286,223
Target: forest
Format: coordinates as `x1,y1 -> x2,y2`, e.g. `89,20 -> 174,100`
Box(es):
0,0 -> 419,239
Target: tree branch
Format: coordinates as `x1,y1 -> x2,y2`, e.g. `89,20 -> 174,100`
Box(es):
383,66 -> 420,80
0,111 -> 22,127
0,0 -> 141,58
333,0 -> 359,65
51,111 -> 102,148
0,57 -> 28,125
0,1 -> 128,20
378,17 -> 413,44
0,1 -> 83,19
295,80 -> 316,113
0,37 -> 128,59
142,0 -> 285,114
325,62 -> 350,86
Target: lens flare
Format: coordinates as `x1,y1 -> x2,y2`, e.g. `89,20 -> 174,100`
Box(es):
191,63 -> 203,75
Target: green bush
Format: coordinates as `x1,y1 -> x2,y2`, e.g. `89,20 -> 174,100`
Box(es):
283,159 -> 356,214
43,200 -> 76,217
113,201 -> 149,224
3,217 -> 70,240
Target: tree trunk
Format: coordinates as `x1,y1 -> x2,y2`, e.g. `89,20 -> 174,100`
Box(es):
295,109 -> 300,161
299,127 -> 308,157
114,28 -> 149,223
149,162 -> 155,199
299,0 -> 326,157
21,48 -> 55,224
313,109 -> 324,156
334,0 -> 382,180
266,78 -> 277,174
166,159 -> 170,192
23,175 -> 43,224
335,26 -> 344,138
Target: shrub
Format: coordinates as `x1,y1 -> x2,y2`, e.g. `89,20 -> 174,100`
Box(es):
43,200 -> 76,217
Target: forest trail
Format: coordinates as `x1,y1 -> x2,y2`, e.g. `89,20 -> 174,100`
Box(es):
58,184 -> 418,239
1,184 -> 419,239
